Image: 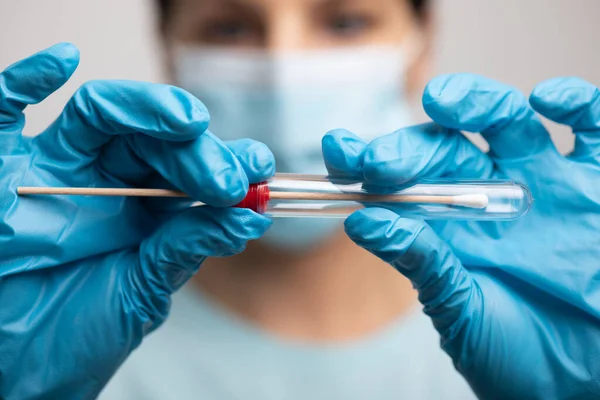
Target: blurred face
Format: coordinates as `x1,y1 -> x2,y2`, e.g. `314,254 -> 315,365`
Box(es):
164,0 -> 421,50
163,0 -> 430,94
162,0 -> 431,251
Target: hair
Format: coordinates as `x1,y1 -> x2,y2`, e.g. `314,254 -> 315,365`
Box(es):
155,0 -> 430,30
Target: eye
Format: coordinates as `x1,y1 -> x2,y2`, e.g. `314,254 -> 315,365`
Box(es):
201,19 -> 263,45
207,21 -> 251,39
325,13 -> 374,37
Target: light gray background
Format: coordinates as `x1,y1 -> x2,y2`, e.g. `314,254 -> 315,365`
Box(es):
1,0 -> 599,152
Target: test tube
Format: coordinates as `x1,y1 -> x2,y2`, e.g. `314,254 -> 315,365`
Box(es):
237,174 -> 532,221
17,173 -> 533,221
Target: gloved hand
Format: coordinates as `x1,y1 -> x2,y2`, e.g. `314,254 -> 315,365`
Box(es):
0,44 -> 274,399
323,74 -> 600,400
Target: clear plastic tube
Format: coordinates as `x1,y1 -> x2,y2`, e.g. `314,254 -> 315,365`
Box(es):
255,174 -> 532,221
17,174 -> 533,221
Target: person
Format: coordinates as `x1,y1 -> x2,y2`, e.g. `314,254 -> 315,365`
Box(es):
1,2 -> 600,400
105,0 -> 475,398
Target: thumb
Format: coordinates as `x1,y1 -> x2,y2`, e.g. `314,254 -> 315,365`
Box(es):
127,207 -> 271,332
344,208 -> 479,344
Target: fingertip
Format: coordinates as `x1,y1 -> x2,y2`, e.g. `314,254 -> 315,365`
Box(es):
151,84 -> 210,141
422,73 -> 455,104
422,73 -> 488,109
210,170 -> 249,208
344,208 -> 375,233
34,43 -> 79,86
73,81 -> 210,141
195,132 -> 249,206
344,207 -> 399,242
49,42 -> 80,62
44,43 -> 81,79
530,77 -> 598,115
256,212 -> 274,230
226,138 -> 276,183
531,76 -> 591,96
362,128 -> 434,185
423,73 -> 534,141
145,207 -> 271,271
422,75 -> 458,127
345,208 -> 428,264
1,42 -> 81,108
229,208 -> 273,238
323,128 -> 364,143
322,128 -> 367,178
167,86 -> 211,141
362,134 -> 404,184
197,208 -> 271,256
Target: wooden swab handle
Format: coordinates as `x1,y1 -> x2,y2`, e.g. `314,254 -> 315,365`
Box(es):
16,187 -> 488,209
18,187 -> 188,197
18,187 -> 450,204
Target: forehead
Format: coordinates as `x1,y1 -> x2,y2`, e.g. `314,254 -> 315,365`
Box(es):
172,0 -> 406,13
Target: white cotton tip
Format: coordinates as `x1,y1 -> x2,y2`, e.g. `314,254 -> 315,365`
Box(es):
452,194 -> 489,209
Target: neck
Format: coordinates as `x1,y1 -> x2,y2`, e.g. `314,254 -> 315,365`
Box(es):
193,229 -> 418,342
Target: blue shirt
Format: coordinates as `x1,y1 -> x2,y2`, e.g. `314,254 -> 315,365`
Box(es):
100,286 -> 476,400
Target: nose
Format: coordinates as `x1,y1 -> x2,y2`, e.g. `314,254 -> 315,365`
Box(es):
265,7 -> 310,51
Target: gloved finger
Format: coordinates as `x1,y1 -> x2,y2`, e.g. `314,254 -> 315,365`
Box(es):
344,207 -> 478,341
363,124 -> 494,185
34,80 -> 247,206
0,43 -> 79,154
225,139 -> 276,183
323,125 -> 494,187
129,207 -> 271,322
423,73 -> 554,159
529,77 -> 600,159
322,128 -> 368,179
136,139 -> 276,214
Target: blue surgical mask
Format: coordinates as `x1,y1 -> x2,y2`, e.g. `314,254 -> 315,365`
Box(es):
172,45 -> 416,251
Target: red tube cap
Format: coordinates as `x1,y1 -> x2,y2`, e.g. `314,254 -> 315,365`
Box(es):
234,182 -> 270,214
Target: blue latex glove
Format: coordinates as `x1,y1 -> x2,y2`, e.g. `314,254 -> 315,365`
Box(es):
0,44 -> 274,399
323,74 -> 600,400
